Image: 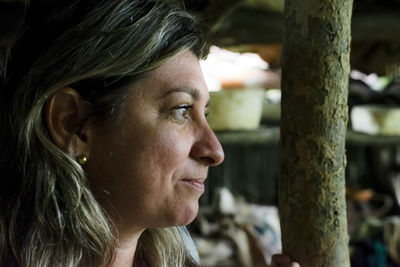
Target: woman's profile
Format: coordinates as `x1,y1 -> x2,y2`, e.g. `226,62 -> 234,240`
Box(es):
0,0 -> 298,266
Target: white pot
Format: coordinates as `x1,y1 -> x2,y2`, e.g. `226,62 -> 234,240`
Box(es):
207,88 -> 265,131
351,105 -> 400,136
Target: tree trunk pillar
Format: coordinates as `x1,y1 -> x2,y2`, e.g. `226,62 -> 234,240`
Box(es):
279,1 -> 353,266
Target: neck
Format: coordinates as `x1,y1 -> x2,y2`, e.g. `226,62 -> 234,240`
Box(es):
105,230 -> 144,267
95,198 -> 147,267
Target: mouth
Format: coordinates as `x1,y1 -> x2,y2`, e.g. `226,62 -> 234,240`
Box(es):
180,178 -> 206,192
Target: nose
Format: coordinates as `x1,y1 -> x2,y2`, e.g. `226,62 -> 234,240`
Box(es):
190,123 -> 224,166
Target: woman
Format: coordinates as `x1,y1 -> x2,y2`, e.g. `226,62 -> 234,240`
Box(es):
0,0 -> 298,266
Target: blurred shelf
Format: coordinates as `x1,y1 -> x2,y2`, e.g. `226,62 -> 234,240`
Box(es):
215,126 -> 280,145
215,126 -> 400,146
346,130 -> 400,145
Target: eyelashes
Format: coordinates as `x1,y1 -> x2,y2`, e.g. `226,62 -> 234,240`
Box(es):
170,104 -> 209,122
172,104 -> 193,120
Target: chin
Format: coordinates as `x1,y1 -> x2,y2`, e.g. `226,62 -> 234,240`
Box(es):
169,202 -> 199,227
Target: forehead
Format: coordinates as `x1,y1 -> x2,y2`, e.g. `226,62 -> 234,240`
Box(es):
149,51 -> 206,92
125,51 -> 209,105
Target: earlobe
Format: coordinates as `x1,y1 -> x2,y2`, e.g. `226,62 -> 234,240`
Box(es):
45,87 -> 91,155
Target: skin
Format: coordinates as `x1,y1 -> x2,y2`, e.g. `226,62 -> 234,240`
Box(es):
270,255 -> 300,267
46,51 -> 298,267
86,51 -> 223,265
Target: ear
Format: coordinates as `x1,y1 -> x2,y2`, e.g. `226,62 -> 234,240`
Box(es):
45,87 -> 92,155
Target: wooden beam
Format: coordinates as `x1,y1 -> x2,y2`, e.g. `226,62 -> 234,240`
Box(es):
279,0 -> 352,265
352,13 -> 400,42
208,9 -> 284,45
209,9 -> 400,45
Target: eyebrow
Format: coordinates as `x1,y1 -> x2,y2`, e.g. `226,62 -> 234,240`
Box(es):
159,86 -> 200,101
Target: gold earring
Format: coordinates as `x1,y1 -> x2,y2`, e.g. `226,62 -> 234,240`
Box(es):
76,154 -> 87,165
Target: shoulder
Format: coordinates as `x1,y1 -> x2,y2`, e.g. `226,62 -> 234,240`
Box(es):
178,226 -> 200,264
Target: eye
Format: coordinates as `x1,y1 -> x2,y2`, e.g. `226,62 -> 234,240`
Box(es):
205,103 -> 210,117
171,104 -> 193,121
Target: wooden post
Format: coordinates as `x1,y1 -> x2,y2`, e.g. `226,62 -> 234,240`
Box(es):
279,0 -> 353,266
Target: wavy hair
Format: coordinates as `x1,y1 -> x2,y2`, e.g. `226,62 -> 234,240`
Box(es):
0,0 -> 206,266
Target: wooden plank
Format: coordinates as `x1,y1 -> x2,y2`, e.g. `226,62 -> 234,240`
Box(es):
209,9 -> 400,45
215,127 -> 400,145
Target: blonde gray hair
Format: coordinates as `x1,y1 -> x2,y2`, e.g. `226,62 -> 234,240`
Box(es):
0,0 -> 205,266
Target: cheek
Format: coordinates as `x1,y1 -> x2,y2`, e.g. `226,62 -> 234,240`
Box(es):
113,126 -> 193,192
153,130 -> 193,172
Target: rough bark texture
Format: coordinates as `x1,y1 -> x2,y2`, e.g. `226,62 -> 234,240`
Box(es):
279,0 -> 352,266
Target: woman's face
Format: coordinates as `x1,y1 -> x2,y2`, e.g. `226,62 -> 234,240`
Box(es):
85,51 -> 224,233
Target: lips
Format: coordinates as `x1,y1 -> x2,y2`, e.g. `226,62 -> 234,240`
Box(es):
180,178 -> 206,192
